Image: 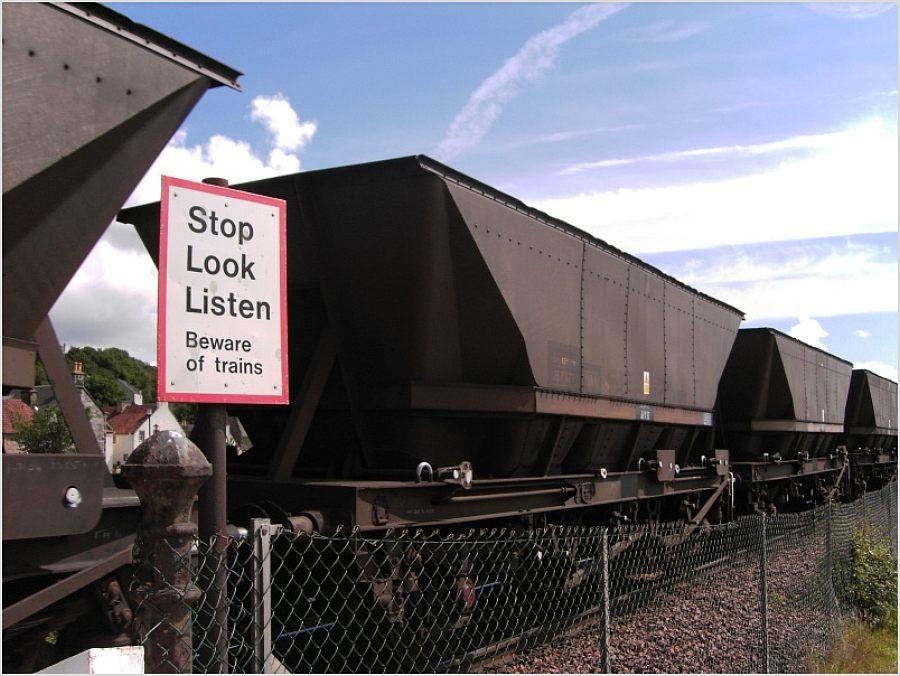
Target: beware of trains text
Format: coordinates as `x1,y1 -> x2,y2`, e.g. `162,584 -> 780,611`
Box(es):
158,176 -> 289,404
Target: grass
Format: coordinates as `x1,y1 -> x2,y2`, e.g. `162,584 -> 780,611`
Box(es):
812,607 -> 898,674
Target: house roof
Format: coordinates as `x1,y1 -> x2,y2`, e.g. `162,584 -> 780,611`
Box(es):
32,384 -> 56,407
116,378 -> 142,398
107,403 -> 153,435
3,398 -> 35,434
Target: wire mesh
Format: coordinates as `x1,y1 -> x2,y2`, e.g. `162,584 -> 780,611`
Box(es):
763,506 -> 841,673
606,516 -> 764,673
131,482 -> 897,674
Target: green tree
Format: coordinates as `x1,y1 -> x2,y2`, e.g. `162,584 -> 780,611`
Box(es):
11,406 -> 75,454
171,403 -> 197,428
65,345 -> 158,407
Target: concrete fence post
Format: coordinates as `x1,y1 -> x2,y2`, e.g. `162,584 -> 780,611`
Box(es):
251,518 -> 276,674
122,431 -> 212,674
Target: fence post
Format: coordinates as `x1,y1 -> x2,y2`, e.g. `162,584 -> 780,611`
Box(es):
825,501 -> 833,587
599,527 -> 610,674
122,431 -> 212,674
251,518 -> 275,673
757,514 -> 769,674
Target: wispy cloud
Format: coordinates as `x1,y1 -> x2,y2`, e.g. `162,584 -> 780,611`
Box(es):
559,127 -> 843,174
436,3 -> 627,160
855,329 -> 871,338
512,123 -> 643,148
709,101 -> 769,114
622,20 -> 710,43
532,116 -> 897,252
805,3 -> 895,20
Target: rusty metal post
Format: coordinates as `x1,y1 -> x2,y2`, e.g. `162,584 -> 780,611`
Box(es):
122,430 -> 211,673
192,176 -> 231,673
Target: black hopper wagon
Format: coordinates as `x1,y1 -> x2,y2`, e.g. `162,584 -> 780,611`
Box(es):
715,327 -> 898,513
121,155 -> 744,536
843,368 -> 898,496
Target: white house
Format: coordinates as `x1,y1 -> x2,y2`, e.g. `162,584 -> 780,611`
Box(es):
106,401 -> 186,471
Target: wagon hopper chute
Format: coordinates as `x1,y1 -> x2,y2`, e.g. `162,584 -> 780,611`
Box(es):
121,155 -> 743,531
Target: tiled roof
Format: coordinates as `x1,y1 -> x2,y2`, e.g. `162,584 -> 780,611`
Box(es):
107,404 -> 153,435
3,398 -> 35,434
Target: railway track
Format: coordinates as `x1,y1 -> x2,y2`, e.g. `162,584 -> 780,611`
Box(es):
445,521 -> 801,673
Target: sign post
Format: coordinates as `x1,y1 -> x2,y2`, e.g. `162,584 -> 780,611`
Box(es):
158,175 -> 288,672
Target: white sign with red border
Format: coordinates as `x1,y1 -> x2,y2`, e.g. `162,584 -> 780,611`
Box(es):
158,176 -> 288,404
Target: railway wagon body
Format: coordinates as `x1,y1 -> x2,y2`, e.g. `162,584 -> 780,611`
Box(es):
121,156 -> 742,531
843,369 -> 898,494
716,328 -> 853,511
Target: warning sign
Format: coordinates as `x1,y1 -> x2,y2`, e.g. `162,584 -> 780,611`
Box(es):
158,176 -> 288,404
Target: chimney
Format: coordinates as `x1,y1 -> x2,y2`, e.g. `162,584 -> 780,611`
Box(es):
72,362 -> 85,389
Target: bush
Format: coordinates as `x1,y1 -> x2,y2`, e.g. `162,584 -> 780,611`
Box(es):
847,526 -> 898,626
11,406 -> 75,454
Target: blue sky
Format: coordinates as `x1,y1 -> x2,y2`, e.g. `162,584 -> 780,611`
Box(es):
53,2 -> 898,378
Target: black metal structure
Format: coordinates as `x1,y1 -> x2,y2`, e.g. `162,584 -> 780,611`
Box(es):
2,3 -> 240,669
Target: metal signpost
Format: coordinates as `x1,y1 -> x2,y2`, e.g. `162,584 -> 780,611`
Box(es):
158,175 -> 288,671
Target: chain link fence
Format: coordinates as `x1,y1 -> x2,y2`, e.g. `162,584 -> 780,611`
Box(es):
131,482 -> 897,673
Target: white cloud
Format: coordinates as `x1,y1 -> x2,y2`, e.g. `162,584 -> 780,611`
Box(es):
664,241 -> 897,321
788,316 -> 829,350
558,127 -> 841,174
436,3 -> 627,160
855,329 -> 871,338
623,20 -> 710,43
854,360 -> 898,382
52,94 -> 315,361
805,3 -> 895,20
127,130 -> 300,208
709,101 -> 768,115
127,94 -> 315,208
250,93 -> 317,152
531,116 -> 897,252
519,124 -> 643,146
49,241 -> 159,362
